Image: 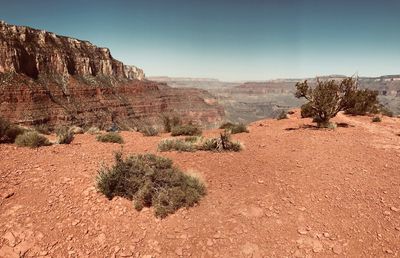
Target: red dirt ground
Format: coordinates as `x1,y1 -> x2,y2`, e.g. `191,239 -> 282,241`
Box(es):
1,111 -> 399,257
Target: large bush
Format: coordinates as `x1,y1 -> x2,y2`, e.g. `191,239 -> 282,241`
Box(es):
141,126 -> 159,137
96,153 -> 206,218
15,131 -> 51,148
171,124 -> 202,136
295,77 -> 379,127
345,89 -> 380,115
96,132 -> 124,144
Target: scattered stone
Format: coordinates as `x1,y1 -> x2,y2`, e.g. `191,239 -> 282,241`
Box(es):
175,247 -> 183,256
297,229 -> 308,235
3,231 -> 17,247
384,211 -> 391,216
72,219 -> 81,226
120,250 -> 133,257
332,245 -> 343,255
257,179 -> 264,184
323,232 -> 330,238
0,246 -> 19,258
390,207 -> 399,212
385,249 -> 394,254
206,239 -> 213,246
4,192 -> 14,199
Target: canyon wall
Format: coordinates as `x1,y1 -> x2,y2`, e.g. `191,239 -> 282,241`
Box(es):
0,21 -> 224,128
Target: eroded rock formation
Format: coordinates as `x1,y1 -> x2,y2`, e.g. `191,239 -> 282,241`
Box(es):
0,21 -> 224,128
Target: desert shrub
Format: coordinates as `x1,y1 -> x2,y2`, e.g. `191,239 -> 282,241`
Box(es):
220,122 -> 249,134
219,122 -> 235,130
199,131 -> 242,152
33,124 -> 52,135
0,117 -> 26,143
184,136 -> 202,143
15,131 -> 51,148
276,110 -> 288,120
141,126 -> 159,137
0,116 -> 11,138
86,127 -> 101,135
56,127 -> 74,144
96,132 -> 124,144
372,116 -> 382,123
158,139 -> 196,152
4,126 -> 26,143
295,77 -> 380,128
171,124 -> 202,136
345,89 -> 380,115
162,115 -> 182,133
96,152 -> 206,218
69,126 -> 84,134
300,102 -> 315,118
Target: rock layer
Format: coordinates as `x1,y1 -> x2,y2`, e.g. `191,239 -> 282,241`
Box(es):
0,21 -> 224,128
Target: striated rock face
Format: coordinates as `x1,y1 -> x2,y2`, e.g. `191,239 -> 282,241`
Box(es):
0,20 -> 144,80
0,21 -> 224,128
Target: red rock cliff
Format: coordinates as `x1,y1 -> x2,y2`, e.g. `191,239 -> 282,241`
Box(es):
0,21 -> 224,128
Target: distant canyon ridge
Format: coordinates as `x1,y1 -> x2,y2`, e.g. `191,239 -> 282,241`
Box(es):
0,21 -> 224,129
150,76 -> 400,123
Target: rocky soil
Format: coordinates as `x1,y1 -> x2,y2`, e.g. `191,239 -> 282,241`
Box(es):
0,111 -> 399,257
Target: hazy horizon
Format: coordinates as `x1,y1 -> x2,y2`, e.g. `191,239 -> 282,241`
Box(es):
1,0 -> 400,81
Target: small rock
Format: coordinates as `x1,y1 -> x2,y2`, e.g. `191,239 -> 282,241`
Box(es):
175,247 -> 183,256
323,232 -> 330,238
120,250 -> 133,257
297,229 -> 308,235
332,245 -> 343,255
386,249 -> 394,254
390,207 -> 399,212
2,232 -> 16,247
257,180 -> 264,184
206,239 -> 213,246
4,192 -> 14,199
71,219 -> 80,226
384,211 -> 391,216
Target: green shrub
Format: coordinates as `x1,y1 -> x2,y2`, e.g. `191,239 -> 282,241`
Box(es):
184,136 -> 202,143
171,124 -> 202,136
69,126 -> 84,134
56,127 -> 74,144
372,116 -> 381,123
295,78 -> 383,127
276,110 -> 288,120
96,132 -> 124,144
300,102 -> 315,118
96,152 -> 206,218
380,107 -> 394,117
33,124 -> 52,135
345,89 -> 380,115
158,139 -> 196,152
15,131 -> 51,148
141,126 -> 159,137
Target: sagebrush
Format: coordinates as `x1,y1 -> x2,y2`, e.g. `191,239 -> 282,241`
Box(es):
96,152 -> 206,218
171,124 -> 202,136
96,132 -> 124,144
15,131 -> 51,148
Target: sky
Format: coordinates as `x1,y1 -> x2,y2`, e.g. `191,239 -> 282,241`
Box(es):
1,0 -> 400,81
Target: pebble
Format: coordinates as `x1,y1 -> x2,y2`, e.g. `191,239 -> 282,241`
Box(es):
206,239 -> 214,246
175,247 -> 183,256
332,245 -> 343,254
390,207 -> 399,212
297,229 -> 308,235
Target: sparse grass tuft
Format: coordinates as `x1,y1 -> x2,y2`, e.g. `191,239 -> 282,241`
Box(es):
15,131 -> 51,148
96,132 -> 124,144
96,152 -> 206,218
56,127 -> 74,144
86,127 -> 101,135
141,126 -> 159,137
219,122 -> 249,134
171,124 -> 202,136
0,117 -> 26,143
158,139 -> 196,152
33,124 -> 52,135
198,131 -> 242,152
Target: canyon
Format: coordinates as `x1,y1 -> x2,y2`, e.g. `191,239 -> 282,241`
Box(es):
0,21 -> 224,129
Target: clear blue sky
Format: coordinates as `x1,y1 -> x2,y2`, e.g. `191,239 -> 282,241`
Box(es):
1,0 -> 400,81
